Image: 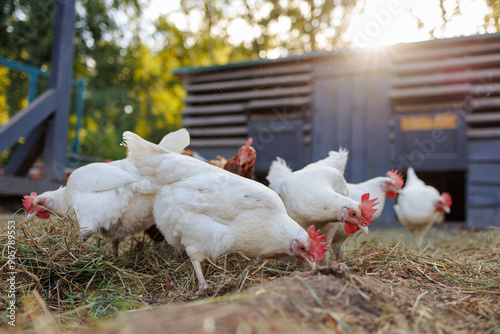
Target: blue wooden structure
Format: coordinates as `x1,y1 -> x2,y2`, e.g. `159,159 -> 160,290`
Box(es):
0,0 -> 76,196
175,33 -> 500,229
0,57 -> 86,159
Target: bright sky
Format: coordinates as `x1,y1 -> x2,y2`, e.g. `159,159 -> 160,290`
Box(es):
139,0 -> 495,55
344,0 -> 492,49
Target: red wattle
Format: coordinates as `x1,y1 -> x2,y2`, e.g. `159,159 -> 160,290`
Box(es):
344,223 -> 359,234
386,192 -> 397,199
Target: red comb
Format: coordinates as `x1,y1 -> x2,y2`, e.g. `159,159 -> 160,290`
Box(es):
307,225 -> 328,261
360,193 -> 379,224
22,192 -> 37,211
387,169 -> 404,189
244,138 -> 253,150
441,192 -> 452,208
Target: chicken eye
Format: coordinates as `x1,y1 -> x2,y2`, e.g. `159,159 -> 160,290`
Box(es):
350,211 -> 356,217
299,245 -> 306,251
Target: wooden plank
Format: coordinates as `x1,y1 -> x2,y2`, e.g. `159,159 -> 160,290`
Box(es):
184,86 -> 312,104
350,72 -> 366,182
393,53 -> 500,75
467,112 -> 500,123
367,72 -> 393,178
189,138 -> 246,148
311,78 -> 338,161
390,83 -> 471,100
467,207 -> 499,228
472,82 -> 500,96
185,73 -> 313,93
0,176 -> 61,196
393,68 -> 500,88
392,40 -> 500,64
182,103 -> 246,115
467,127 -> 500,139
182,114 -> 247,127
249,110 -> 303,121
189,63 -> 313,84
3,122 -> 46,176
43,0 -> 76,183
468,138 -> 500,161
247,96 -> 311,109
336,75 -> 352,180
469,97 -> 500,110
468,162 -> 500,184
187,126 -> 247,137
0,89 -> 56,154
392,100 -> 465,113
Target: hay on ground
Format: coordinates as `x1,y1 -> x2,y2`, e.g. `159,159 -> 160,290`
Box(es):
0,215 -> 499,333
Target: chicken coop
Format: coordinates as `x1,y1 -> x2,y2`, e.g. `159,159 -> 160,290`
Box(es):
174,33 -> 500,230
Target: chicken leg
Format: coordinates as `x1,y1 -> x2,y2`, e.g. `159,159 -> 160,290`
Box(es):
319,222 -> 340,265
191,259 -> 208,290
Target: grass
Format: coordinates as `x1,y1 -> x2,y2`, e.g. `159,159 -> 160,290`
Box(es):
0,212 -> 499,333
0,214 -> 300,332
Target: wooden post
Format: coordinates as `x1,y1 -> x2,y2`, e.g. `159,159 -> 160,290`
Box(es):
0,0 -> 76,194
43,0 -> 76,183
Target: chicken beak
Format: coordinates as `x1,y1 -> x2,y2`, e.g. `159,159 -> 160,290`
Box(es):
445,206 -> 450,214
306,258 -> 317,270
27,212 -> 35,220
360,225 -> 369,236
238,155 -> 248,167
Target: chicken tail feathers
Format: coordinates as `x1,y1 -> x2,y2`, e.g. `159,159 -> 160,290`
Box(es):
266,157 -> 292,195
123,131 -> 168,178
320,148 -> 349,174
405,167 -> 425,188
158,128 -> 190,153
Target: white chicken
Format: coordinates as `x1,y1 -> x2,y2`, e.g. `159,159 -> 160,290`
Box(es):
123,131 -> 328,290
394,167 -> 452,248
22,129 -> 190,256
329,170 -> 404,261
266,149 -> 379,253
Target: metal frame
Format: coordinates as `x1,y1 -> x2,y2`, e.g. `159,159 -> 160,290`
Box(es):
0,0 -> 76,195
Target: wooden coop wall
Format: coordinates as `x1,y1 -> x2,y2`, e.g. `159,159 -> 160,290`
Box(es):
389,34 -> 500,229
177,33 -> 500,229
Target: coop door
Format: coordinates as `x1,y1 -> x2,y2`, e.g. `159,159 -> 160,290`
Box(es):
392,111 -> 468,171
248,118 -> 305,173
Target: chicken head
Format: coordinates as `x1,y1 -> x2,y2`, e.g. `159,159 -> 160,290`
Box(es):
435,192 -> 452,214
235,138 -> 256,170
383,169 -> 404,199
23,192 -> 52,219
290,226 -> 328,269
340,193 -> 379,235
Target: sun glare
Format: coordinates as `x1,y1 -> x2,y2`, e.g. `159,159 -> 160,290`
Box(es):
345,0 -> 490,49
140,0 -> 492,52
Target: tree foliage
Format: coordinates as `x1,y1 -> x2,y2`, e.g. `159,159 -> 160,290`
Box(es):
0,0 -> 499,162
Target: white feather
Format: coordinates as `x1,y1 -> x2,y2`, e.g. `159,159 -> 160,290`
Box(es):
266,157 -> 292,195
33,129 -> 190,251
124,132 -> 310,263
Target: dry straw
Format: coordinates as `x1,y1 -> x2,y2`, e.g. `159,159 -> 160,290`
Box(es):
1,215 -> 499,333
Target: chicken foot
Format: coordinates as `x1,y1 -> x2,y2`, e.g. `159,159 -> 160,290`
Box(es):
191,259 -> 208,291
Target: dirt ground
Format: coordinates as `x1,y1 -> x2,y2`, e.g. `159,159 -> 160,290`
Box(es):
88,260 -> 495,334
83,228 -> 498,334
1,208 -> 498,334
